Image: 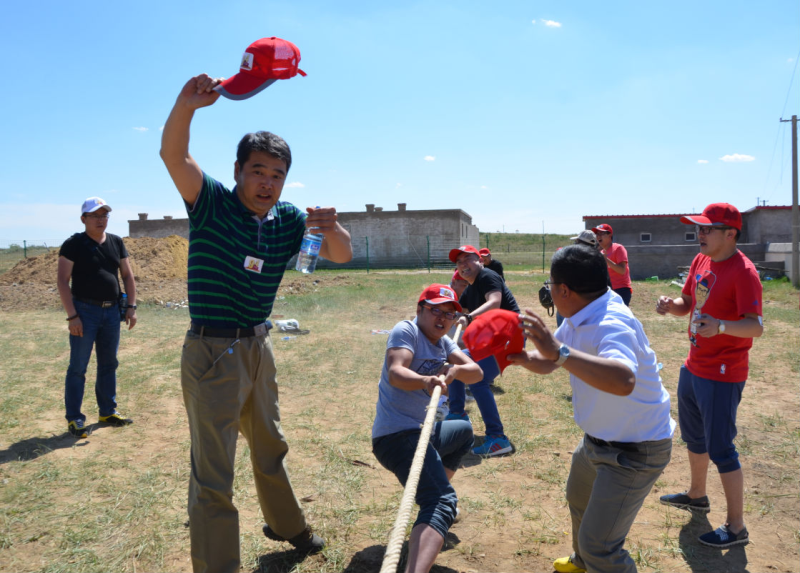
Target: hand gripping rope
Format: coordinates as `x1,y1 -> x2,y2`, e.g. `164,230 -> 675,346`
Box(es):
379,324 -> 463,573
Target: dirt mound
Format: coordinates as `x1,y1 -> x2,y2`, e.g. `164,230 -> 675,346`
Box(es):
0,235 -> 188,286
0,236 -> 357,312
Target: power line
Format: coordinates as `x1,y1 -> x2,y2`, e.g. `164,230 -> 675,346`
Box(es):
761,46 -> 800,203
780,46 -> 800,119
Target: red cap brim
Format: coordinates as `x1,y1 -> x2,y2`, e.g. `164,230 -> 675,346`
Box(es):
680,215 -> 713,226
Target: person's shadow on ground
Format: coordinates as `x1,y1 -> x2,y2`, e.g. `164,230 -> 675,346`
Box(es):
678,513 -> 749,573
342,533 -> 462,573
0,430 -> 94,464
253,548 -> 320,573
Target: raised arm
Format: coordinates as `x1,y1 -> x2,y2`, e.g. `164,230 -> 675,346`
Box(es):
510,308 -> 636,396
160,74 -> 222,207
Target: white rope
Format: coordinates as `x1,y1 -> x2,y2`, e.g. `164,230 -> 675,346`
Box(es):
380,324 -> 463,573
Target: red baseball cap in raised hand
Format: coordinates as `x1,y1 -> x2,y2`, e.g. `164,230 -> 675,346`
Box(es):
215,37 -> 307,101
462,309 -> 525,374
680,203 -> 742,231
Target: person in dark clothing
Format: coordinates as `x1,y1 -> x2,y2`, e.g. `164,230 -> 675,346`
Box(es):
479,248 -> 504,280
57,197 -> 137,439
446,245 -> 519,457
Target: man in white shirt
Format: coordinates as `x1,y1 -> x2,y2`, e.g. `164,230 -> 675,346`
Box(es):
509,245 -> 675,573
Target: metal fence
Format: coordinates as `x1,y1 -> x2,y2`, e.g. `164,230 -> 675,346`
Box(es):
0,241 -> 58,274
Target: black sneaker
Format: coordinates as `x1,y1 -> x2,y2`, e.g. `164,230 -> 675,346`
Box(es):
99,412 -> 133,427
659,492 -> 711,513
262,524 -> 325,554
68,420 -> 88,438
698,524 -> 749,548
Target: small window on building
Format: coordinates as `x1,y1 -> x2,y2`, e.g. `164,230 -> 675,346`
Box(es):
685,232 -> 696,242
640,233 -> 652,243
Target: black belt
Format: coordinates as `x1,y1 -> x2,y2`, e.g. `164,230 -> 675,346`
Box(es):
190,321 -> 272,338
586,434 -> 640,452
75,297 -> 117,308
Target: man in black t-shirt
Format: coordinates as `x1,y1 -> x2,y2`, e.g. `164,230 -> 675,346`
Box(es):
57,197 -> 137,438
446,245 -> 520,457
479,248 -> 505,280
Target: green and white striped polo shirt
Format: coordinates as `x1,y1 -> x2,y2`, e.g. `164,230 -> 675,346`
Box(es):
186,173 -> 306,328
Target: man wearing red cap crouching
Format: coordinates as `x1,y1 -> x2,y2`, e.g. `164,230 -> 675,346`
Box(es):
160,65 -> 352,571
372,284 -> 481,572
655,203 -> 763,549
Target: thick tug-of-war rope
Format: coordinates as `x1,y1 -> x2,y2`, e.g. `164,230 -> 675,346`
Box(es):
380,324 -> 463,573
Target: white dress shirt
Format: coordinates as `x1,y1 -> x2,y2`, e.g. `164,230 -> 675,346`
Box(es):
556,290 -> 676,442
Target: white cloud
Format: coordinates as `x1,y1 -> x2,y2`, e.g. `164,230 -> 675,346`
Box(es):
531,20 -> 536,24
543,20 -> 562,27
697,159 -> 709,164
424,155 -> 436,161
395,183 -> 402,188
286,182 -> 305,188
719,154 -> 755,163
133,127 -> 148,132
159,125 -> 165,131
481,185 -> 489,189
789,58 -> 795,63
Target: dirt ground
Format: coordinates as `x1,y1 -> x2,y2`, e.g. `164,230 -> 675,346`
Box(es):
0,239 -> 798,573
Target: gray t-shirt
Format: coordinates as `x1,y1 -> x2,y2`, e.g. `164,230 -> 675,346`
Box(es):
372,319 -> 460,439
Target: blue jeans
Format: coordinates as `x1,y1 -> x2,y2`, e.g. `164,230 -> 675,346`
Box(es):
448,353 -> 505,438
373,420 -> 473,540
65,299 -> 121,422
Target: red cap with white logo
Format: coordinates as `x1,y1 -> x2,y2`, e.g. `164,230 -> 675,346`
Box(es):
418,284 -> 463,313
215,37 -> 306,101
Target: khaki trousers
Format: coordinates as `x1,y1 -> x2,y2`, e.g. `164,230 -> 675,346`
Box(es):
566,434 -> 672,573
181,329 -> 306,573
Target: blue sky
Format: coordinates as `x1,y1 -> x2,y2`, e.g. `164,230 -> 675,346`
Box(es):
1,1 -> 798,245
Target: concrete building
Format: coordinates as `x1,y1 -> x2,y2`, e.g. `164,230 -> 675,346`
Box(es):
582,205 -> 794,280
129,213 -> 188,239
129,204 -> 480,269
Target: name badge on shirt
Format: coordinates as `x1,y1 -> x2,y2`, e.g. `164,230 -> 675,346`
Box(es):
244,256 -> 264,273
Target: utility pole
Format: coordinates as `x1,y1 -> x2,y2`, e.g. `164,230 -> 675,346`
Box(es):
781,115 -> 799,287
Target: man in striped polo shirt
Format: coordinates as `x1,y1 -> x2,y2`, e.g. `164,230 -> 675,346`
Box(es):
161,73 -> 352,573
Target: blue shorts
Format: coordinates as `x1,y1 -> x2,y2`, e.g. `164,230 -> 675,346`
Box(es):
677,366 -> 745,474
372,420 -> 473,540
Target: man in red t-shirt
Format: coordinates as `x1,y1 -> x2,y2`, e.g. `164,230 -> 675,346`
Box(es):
655,203 -> 763,549
592,223 -> 632,306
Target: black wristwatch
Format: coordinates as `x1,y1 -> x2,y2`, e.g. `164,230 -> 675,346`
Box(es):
127,305 -> 137,310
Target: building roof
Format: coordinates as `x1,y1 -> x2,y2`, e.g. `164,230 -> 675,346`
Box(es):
583,205 -> 791,220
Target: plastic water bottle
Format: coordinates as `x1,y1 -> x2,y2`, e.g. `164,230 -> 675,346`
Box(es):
435,396 -> 450,422
295,207 -> 323,274
119,293 -> 128,322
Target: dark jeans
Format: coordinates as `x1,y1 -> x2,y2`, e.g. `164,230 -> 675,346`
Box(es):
373,420 -> 473,540
65,299 -> 120,422
614,287 -> 632,306
448,353 -> 504,437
